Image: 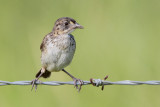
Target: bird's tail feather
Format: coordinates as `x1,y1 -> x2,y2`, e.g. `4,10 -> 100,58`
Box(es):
36,69 -> 51,78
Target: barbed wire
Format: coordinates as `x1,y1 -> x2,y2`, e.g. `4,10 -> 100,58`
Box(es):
1,80 -> 160,86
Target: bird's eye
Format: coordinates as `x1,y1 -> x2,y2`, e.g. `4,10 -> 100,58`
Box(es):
65,22 -> 69,26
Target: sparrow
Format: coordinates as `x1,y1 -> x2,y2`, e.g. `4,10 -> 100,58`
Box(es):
31,17 -> 84,91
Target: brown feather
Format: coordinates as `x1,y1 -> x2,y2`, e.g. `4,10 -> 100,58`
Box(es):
36,69 -> 51,78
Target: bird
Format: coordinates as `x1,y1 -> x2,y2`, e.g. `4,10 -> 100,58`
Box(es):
31,17 -> 84,91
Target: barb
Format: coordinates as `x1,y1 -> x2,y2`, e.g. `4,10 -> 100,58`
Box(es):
0,80 -> 160,86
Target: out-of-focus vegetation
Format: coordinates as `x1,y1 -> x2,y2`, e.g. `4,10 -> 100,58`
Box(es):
0,0 -> 160,107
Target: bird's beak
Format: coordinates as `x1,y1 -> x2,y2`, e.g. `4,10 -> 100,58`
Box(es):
75,23 -> 84,29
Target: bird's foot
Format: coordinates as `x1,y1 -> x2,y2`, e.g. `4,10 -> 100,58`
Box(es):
31,79 -> 42,91
73,78 -> 83,92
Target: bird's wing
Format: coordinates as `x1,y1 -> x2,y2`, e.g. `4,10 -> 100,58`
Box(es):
40,32 -> 53,52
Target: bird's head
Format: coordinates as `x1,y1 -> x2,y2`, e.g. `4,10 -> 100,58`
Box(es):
52,17 -> 83,36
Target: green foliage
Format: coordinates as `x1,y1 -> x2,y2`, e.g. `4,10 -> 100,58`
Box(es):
0,0 -> 160,107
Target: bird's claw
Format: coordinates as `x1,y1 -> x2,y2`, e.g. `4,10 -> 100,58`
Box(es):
31,79 -> 42,91
73,78 -> 83,92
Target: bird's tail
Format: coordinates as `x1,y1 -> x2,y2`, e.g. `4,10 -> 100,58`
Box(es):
36,69 -> 51,78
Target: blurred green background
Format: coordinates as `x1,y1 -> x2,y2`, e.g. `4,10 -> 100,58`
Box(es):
0,0 -> 160,107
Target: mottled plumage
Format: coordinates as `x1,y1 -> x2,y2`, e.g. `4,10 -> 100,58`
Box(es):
41,33 -> 76,72
32,17 -> 83,91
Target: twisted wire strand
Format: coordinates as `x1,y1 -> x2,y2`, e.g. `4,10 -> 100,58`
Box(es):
0,80 -> 160,86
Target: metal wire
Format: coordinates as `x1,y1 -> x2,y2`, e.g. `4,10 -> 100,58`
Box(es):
1,80 -> 160,86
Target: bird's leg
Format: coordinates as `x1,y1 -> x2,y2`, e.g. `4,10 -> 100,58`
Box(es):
62,69 -> 83,92
31,67 -> 45,91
